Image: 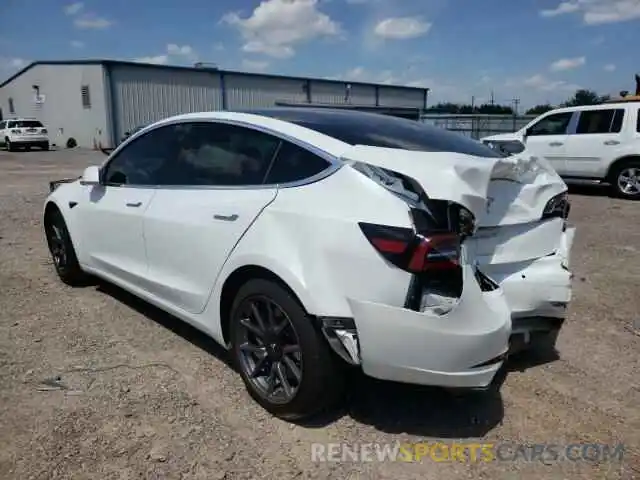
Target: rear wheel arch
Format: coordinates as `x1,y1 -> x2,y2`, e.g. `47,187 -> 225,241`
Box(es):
219,265 -> 313,346
606,155 -> 640,182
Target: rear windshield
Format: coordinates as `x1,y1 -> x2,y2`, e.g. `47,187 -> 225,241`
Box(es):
11,120 -> 44,128
248,108 -> 502,158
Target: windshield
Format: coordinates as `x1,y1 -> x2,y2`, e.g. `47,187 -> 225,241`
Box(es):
12,120 -> 44,128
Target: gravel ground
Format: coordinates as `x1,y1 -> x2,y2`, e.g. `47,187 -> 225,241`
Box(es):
0,148 -> 638,480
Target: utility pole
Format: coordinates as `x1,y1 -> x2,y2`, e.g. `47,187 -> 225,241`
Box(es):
511,97 -> 520,131
471,95 -> 475,110
490,90 -> 495,106
511,97 -> 520,115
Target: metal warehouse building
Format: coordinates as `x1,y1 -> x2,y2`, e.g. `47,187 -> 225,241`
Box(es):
0,60 -> 430,149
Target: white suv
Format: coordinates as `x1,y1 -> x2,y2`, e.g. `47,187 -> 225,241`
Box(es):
481,101 -> 640,199
0,118 -> 50,152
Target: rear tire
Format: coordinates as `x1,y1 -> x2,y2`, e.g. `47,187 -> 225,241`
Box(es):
610,160 -> 640,200
229,278 -> 345,420
44,208 -> 88,286
42,142 -> 50,151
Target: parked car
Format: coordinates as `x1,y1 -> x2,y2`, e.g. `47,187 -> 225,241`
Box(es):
481,100 -> 640,199
43,108 -> 575,419
0,118 -> 50,151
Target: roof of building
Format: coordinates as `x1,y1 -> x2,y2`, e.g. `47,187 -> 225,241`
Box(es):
0,59 -> 430,92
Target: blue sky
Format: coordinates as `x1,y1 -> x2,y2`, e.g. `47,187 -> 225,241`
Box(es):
1,0 -> 639,108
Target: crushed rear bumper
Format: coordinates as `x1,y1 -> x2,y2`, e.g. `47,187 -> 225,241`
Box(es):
343,265 -> 512,389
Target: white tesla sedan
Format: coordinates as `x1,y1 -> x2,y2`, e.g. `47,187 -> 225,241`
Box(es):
43,108 -> 575,419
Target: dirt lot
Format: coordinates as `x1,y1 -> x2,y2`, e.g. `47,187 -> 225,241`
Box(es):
0,148 -> 638,480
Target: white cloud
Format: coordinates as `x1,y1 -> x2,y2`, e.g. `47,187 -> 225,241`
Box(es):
549,56 -> 586,71
167,43 -> 196,59
540,0 -> 640,25
133,44 -> 198,65
74,14 -> 113,29
134,55 -> 169,65
70,40 -> 84,48
64,2 -> 84,15
221,0 -> 341,59
604,63 -> 617,72
507,73 -> 580,92
374,16 -> 431,39
242,59 -> 270,71
540,1 -> 580,17
1,57 -> 28,69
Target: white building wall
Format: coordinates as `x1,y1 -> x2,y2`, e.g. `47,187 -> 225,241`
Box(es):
378,86 -> 425,109
109,64 -> 223,141
0,63 -> 109,149
309,81 -> 377,105
225,74 -> 308,109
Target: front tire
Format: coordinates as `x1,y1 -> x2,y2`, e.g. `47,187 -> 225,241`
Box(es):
230,279 -> 345,420
6,139 -> 14,152
611,160 -> 640,199
44,208 -> 88,286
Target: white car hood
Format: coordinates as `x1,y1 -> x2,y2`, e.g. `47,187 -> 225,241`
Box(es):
481,132 -> 522,142
340,145 -> 567,227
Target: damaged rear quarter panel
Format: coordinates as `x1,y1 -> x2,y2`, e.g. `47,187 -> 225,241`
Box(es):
211,166 -> 415,319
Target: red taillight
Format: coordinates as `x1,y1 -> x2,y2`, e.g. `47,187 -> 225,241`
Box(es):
359,222 -> 461,274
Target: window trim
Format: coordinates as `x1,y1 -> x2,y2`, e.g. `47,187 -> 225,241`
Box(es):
99,118 -> 341,190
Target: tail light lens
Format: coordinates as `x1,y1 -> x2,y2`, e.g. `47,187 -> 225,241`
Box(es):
41,129 -> 48,134
542,191 -> 570,220
359,222 -> 461,274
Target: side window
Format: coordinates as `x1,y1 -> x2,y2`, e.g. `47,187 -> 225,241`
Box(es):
168,122 -> 281,186
6,121 -> 14,129
0,121 -> 5,130
102,125 -> 179,186
637,109 -> 640,133
576,109 -> 624,134
527,112 -> 573,136
265,141 -> 331,184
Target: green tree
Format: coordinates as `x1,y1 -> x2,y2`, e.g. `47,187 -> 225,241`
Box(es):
561,89 -> 610,107
526,104 -> 554,115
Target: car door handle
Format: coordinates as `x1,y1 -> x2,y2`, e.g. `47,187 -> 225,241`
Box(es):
214,214 -> 238,221
604,140 -> 620,145
126,202 -> 142,208
549,142 -> 564,147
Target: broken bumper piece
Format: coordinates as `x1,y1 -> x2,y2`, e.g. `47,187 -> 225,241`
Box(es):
332,265 -> 512,389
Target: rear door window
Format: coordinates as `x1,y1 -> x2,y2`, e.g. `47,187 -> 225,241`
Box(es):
575,109 -> 624,134
167,122 -> 282,186
14,120 -> 44,128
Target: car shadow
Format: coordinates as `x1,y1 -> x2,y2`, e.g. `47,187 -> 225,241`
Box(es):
567,183 -> 611,198
93,280 -> 558,438
94,281 -> 235,371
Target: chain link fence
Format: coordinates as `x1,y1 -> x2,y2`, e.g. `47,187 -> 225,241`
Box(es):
421,114 -> 538,140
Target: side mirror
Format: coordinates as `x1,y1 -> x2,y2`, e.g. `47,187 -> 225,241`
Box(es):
80,165 -> 101,185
